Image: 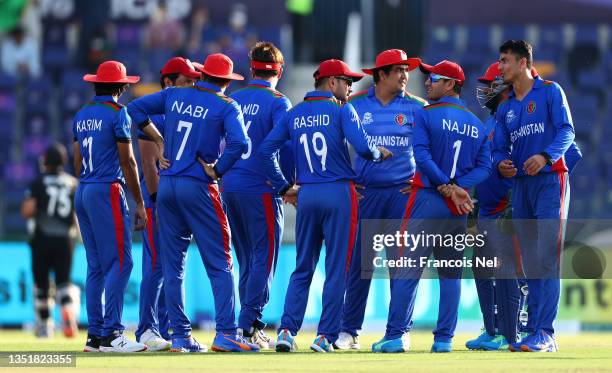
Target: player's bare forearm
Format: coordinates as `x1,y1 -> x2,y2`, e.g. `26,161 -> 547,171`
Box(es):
138,139 -> 160,195
73,141 -> 82,176
117,142 -> 145,206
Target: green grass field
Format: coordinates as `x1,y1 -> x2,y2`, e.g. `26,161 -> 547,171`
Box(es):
1,330 -> 612,372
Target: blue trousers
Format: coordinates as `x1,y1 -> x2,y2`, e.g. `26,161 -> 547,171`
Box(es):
223,192 -> 284,332
512,172 -> 569,335
157,176 -> 236,338
136,204 -> 171,341
75,182 -> 133,337
278,181 -> 358,343
341,185 -> 410,336
385,187 -> 465,342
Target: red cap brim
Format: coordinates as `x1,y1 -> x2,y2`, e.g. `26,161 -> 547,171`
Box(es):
477,76 -> 492,84
363,58 -> 421,75
200,68 -> 244,81
83,74 -> 140,84
418,62 -> 435,75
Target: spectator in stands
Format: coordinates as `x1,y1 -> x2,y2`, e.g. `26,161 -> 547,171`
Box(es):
186,5 -> 220,58
219,3 -> 258,85
145,3 -> 185,56
1,25 -> 41,78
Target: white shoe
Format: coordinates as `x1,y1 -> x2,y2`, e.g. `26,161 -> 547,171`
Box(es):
401,332 -> 411,351
100,333 -> 148,353
252,329 -> 276,349
334,332 -> 360,350
138,329 -> 171,352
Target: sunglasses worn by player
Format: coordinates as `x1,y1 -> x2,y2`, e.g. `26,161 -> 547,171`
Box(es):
334,76 -> 353,86
429,73 -> 457,83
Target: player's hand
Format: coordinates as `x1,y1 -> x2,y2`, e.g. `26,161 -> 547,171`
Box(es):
399,179 -> 413,195
283,185 -> 299,207
437,184 -> 453,197
355,184 -> 365,200
498,159 -> 518,178
523,154 -> 546,176
377,146 -> 393,161
134,203 -> 147,231
449,185 -> 474,215
197,157 -> 220,181
156,140 -> 170,170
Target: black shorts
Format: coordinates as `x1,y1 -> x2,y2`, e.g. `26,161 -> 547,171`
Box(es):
29,235 -> 75,294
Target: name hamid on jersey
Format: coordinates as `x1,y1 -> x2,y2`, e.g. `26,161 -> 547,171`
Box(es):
293,114 -> 330,129
510,122 -> 545,143
75,119 -> 102,132
442,119 -> 479,138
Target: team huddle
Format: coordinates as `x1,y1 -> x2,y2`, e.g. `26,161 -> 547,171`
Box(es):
71,39 -> 577,354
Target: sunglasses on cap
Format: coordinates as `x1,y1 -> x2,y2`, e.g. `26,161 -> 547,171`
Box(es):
333,76 -> 353,86
428,73 -> 457,83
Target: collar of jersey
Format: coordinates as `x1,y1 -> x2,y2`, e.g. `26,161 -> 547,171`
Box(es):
508,76 -> 543,99
92,95 -> 116,102
366,86 -> 405,100
304,90 -> 334,99
249,79 -> 272,87
434,95 -> 466,107
195,81 -> 223,92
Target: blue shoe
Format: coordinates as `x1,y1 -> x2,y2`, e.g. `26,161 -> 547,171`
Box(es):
170,336 -> 208,353
372,334 -> 410,353
276,329 -> 297,352
509,332 -> 533,352
310,335 -> 334,353
521,330 -> 558,352
211,332 -> 260,352
431,341 -> 452,353
465,329 -> 495,350
480,335 -> 509,351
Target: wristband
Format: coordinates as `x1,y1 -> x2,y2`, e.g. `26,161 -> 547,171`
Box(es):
149,192 -> 157,203
539,152 -> 553,166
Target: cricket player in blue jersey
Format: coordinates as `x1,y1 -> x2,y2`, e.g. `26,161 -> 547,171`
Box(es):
74,60 -> 166,353
259,59 -> 392,353
374,60 -> 491,353
128,53 -> 259,353
335,49 -> 427,350
135,56 -> 201,351
493,40 -> 575,353
222,42 -> 292,349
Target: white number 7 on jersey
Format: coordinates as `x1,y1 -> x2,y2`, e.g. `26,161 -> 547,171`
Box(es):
176,120 -> 192,161
450,139 -> 462,179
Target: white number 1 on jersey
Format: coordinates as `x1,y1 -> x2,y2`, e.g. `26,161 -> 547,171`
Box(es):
450,139 -> 462,179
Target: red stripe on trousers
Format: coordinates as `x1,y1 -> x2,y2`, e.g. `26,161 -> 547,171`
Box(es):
208,184 -> 232,268
262,193 -> 276,273
345,182 -> 359,273
399,187 -> 419,257
110,183 -> 125,272
556,171 -> 567,262
146,207 -> 157,272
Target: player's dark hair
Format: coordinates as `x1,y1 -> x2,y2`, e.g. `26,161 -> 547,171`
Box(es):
202,73 -> 231,87
373,65 -> 393,84
160,73 -> 179,89
314,77 -> 329,89
452,82 -> 462,95
250,41 -> 284,79
94,82 -> 128,97
499,39 -> 533,68
43,143 -> 68,173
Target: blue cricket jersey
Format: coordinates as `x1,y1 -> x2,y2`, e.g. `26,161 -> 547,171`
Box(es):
412,96 -> 491,189
476,115 -> 512,217
137,114 -> 165,206
259,90 -> 381,193
72,96 -> 131,184
493,77 -> 575,176
222,79 -> 292,193
349,87 -> 427,187
127,81 -> 248,183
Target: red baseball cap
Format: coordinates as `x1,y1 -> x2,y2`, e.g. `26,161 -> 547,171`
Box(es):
362,49 -> 421,75
83,60 -> 140,84
198,53 -> 244,81
314,59 -> 364,82
419,60 -> 465,86
161,57 -> 201,79
478,61 -> 501,83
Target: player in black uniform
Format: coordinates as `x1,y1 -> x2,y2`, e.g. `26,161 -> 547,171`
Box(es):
21,143 -> 80,338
